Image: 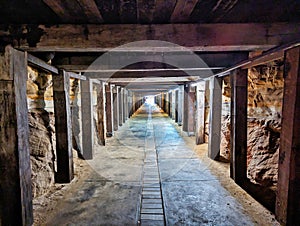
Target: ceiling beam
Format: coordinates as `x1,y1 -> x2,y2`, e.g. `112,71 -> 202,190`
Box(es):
102,77 -> 198,83
18,23 -> 300,52
76,0 -> 104,23
170,0 -> 198,23
83,68 -> 214,78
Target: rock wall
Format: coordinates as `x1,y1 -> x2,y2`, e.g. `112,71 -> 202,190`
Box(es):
219,60 -> 284,191
27,66 -> 55,198
247,61 -> 283,189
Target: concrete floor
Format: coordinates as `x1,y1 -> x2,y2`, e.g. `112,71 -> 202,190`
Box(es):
43,104 -> 278,226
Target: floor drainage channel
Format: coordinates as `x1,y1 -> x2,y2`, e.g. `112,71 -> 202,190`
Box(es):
139,105 -> 166,226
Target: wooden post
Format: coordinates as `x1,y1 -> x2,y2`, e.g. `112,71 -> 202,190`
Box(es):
105,83 -> 113,137
0,46 -> 33,225
230,69 -> 248,185
178,86 -> 184,126
118,87 -> 123,126
53,70 -> 74,182
183,84 -> 195,136
96,82 -> 105,146
196,82 -> 206,144
208,77 -> 222,159
123,88 -> 127,123
128,90 -> 133,117
172,90 -> 176,120
80,79 -> 94,159
113,86 -> 119,131
276,46 -> 300,225
175,90 -> 179,123
169,91 -> 172,117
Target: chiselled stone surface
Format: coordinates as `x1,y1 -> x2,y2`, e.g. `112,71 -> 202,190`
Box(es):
28,111 -> 55,198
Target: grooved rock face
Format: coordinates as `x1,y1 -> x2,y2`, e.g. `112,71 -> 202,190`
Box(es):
28,111 -> 55,198
247,118 -> 281,188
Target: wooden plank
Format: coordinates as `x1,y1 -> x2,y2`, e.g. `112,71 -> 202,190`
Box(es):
208,77 -> 222,159
275,46 -> 300,225
195,82 -> 206,144
170,0 -> 198,22
76,0 -> 104,23
80,79 -> 94,159
66,71 -> 86,80
137,0 -> 155,23
96,82 -> 105,146
230,69 -> 248,185
94,0 -> 120,23
118,87 -> 123,126
153,0 -> 176,23
19,23 -> 300,51
0,46 -> 33,225
42,0 -> 83,22
120,0 -> 137,23
27,53 -> 58,74
53,70 -> 74,183
112,86 -> 119,131
182,85 -> 195,135
105,84 -> 114,137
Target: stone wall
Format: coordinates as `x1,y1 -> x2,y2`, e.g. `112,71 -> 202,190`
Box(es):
219,60 -> 284,191
247,61 -> 283,189
27,66 -> 55,198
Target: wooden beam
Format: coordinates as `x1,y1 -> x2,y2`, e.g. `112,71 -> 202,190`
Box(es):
95,82 -> 105,146
230,69 -> 248,185
80,79 -> 94,159
208,76 -> 222,159
195,82 -> 206,144
19,23 -> 300,51
276,46 -> 300,225
170,0 -> 198,23
53,70 -> 74,183
76,0 -> 104,23
66,71 -> 86,80
0,46 -> 33,225
182,84 -> 195,135
105,84 -> 114,137
112,86 -> 119,131
27,53 -> 58,74
118,87 -> 123,126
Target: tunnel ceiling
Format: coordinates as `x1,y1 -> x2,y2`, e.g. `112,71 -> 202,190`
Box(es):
1,0 -> 300,94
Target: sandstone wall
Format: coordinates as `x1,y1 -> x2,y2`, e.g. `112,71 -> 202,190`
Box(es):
219,60 -> 283,191
27,67 -> 55,198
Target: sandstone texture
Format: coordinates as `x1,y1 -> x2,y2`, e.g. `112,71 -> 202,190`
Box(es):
220,61 -> 283,190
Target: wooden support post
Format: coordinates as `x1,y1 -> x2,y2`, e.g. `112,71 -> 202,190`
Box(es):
118,87 -> 123,126
172,90 -> 176,120
95,82 -> 105,145
175,90 -> 179,122
113,86 -> 119,131
0,46 -> 33,225
80,79 -> 94,159
230,69 -> 248,184
208,77 -> 222,159
123,89 -> 127,123
183,84 -> 195,135
53,70 -> 74,182
276,46 -> 300,225
105,84 -> 113,137
128,90 -> 133,117
196,82 -> 206,145
169,92 -> 172,117
178,86 -> 184,126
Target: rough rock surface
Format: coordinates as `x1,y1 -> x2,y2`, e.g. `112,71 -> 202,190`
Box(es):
219,61 -> 283,190
247,117 -> 281,188
28,110 -> 56,198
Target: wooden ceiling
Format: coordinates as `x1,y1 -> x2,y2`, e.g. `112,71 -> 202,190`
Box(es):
1,0 -> 300,94
0,0 -> 300,24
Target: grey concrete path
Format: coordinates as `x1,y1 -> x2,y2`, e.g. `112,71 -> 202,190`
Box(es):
45,103 -> 258,225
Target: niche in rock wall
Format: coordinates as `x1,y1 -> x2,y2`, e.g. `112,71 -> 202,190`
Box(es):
247,60 -> 283,190
27,66 -> 55,198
